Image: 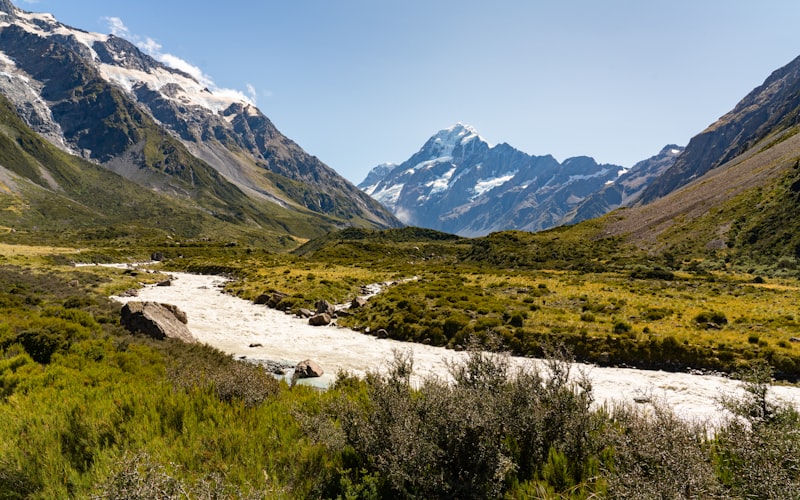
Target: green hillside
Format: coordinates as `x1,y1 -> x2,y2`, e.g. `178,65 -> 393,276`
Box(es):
0,94 -> 348,249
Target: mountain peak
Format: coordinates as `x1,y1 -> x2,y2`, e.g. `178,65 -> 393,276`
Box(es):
419,123 -> 488,160
432,122 -> 482,145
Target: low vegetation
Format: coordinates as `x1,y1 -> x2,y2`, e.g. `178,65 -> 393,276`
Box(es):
0,260 -> 797,498
1,208 -> 800,496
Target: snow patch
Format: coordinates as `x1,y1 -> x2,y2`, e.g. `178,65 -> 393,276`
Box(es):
424,165 -> 457,197
371,183 -> 404,209
473,172 -> 515,198
99,63 -> 244,113
0,51 -> 15,67
567,168 -> 611,183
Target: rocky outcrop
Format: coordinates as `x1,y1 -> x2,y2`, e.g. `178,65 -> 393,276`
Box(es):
638,54 -> 800,204
120,301 -> 196,343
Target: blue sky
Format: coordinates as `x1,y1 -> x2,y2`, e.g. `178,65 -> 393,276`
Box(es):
13,0 -> 800,183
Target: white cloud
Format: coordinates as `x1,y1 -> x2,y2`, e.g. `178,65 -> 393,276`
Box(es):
102,16 -> 255,105
103,16 -> 129,38
246,83 -> 257,102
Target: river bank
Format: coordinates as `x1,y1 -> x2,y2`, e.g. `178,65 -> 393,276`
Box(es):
109,268 -> 800,425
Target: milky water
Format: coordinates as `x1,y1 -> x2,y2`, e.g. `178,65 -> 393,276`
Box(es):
108,267 -> 800,426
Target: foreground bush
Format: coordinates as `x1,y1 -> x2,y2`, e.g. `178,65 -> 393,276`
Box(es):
311,347 -> 601,498
307,345 -> 800,499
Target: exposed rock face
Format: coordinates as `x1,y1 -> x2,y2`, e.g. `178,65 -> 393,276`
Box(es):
564,145 -> 683,224
120,301 -> 196,343
294,359 -> 324,378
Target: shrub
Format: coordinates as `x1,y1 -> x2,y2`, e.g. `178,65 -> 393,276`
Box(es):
314,346 -> 597,498
694,311 -> 728,326
612,321 -> 632,334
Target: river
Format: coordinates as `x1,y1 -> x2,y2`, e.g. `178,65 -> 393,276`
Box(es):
109,268 -> 800,426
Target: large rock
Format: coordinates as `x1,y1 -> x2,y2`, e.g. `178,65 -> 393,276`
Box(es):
351,297 -> 368,309
315,299 -> 335,316
120,301 -> 196,343
295,359 -> 324,378
309,313 -> 332,326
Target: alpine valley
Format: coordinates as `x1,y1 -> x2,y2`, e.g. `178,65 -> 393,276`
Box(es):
4,0 -> 800,497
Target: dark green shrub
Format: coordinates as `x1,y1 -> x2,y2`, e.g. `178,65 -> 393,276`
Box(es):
694,311 -> 728,326
612,321 -> 632,334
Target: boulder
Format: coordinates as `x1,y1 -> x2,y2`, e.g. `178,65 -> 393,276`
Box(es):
376,328 -> 389,339
315,299 -> 335,316
309,313 -> 332,326
253,293 -> 271,305
120,301 -> 196,343
268,291 -> 289,309
151,252 -> 164,261
295,359 -> 324,378
297,308 -> 314,318
156,279 -> 172,287
351,297 -> 368,309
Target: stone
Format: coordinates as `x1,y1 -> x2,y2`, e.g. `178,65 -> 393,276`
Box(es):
294,359 -> 324,378
151,252 -> 164,261
309,313 -> 332,326
297,308 -> 314,318
315,299 -> 335,316
268,291 -> 289,309
376,328 -> 389,339
120,301 -> 195,343
156,279 -> 171,287
351,297 -> 368,309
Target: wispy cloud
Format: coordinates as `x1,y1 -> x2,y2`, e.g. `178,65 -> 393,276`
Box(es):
102,16 -> 256,105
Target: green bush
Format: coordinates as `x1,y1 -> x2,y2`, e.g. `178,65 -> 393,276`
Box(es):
694,310 -> 728,326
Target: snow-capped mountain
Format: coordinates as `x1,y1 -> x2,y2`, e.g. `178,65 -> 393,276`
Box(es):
0,1 -> 399,232
360,124 -> 675,236
562,145 -> 684,225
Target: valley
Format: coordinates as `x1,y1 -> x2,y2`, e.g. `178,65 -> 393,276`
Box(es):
1,0 -> 800,497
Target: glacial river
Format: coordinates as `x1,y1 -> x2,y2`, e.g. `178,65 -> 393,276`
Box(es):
109,268 -> 800,426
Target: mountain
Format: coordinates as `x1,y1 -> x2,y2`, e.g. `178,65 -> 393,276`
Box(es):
0,1 -> 399,240
360,123 -> 673,237
599,55 -> 800,265
562,145 -> 684,225
639,55 -> 800,205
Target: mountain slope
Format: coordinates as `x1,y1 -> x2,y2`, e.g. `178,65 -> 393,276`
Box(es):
0,91 -> 338,247
0,1 -> 399,236
360,124 -> 648,236
595,55 -> 800,267
639,54 -> 800,204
